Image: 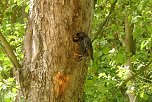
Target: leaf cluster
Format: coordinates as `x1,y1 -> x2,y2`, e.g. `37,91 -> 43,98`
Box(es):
85,0 -> 152,101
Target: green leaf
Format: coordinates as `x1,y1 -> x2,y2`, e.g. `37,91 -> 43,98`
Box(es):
4,98 -> 11,102
102,47 -> 110,54
25,5 -> 29,13
117,54 -> 125,64
110,0 -> 114,3
8,78 -> 14,82
143,93 -> 149,101
146,26 -> 152,34
130,55 -> 136,62
133,27 -> 144,39
141,40 -> 148,50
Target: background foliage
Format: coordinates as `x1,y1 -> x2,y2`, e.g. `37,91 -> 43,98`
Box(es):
0,0 -> 28,101
85,0 -> 152,102
0,0 -> 151,102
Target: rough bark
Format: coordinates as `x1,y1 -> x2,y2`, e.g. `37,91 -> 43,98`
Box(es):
18,0 -> 93,102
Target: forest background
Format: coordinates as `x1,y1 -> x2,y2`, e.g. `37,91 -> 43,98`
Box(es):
0,0 -> 152,102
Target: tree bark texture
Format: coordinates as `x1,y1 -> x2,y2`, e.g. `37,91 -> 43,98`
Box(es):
19,0 -> 93,102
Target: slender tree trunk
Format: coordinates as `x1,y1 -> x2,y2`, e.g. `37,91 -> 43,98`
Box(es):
18,0 -> 93,102
124,14 -> 137,102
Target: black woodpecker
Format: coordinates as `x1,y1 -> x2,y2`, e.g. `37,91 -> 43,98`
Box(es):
73,32 -> 93,61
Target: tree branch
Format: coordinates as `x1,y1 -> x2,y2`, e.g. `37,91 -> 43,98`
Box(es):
92,0 -> 118,42
0,32 -> 21,69
0,0 -> 21,69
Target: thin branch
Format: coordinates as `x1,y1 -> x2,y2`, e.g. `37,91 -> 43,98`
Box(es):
92,0 -> 118,42
0,0 -> 8,24
118,60 -> 152,89
0,32 -> 21,69
0,0 -> 21,69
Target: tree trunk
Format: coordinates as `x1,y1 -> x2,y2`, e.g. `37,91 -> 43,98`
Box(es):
18,0 -> 93,102
124,14 -> 137,102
